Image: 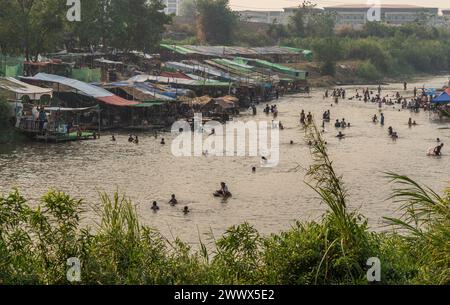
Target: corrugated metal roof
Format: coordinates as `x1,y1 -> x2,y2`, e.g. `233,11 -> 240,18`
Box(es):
22,73 -> 138,107
96,95 -> 139,106
22,73 -> 113,98
0,77 -> 53,96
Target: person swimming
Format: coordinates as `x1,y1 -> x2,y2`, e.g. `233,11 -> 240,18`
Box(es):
128,135 -> 134,143
169,194 -> 178,206
337,131 -> 345,139
183,206 -> 190,214
437,138 -> 441,142
433,143 -> 444,156
252,167 -> 256,173
392,132 -> 399,140
214,182 -> 232,199
408,118 -> 412,126
290,140 -> 294,145
279,122 -> 285,130
335,120 -> 341,128
151,201 -> 160,212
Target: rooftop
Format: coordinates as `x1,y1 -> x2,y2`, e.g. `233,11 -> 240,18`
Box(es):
325,4 -> 438,10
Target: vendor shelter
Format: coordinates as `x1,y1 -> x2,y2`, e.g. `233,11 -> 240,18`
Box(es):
0,77 -> 53,101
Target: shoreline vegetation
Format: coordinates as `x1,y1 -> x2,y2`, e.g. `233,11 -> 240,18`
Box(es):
1,123 -> 448,285
165,1 -> 450,84
0,98 -> 26,145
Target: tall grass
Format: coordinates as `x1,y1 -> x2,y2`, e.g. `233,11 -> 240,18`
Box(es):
0,124 -> 448,285
384,174 -> 450,284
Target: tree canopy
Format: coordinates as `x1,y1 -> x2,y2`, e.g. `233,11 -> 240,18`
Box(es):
196,0 -> 237,45
0,0 -> 172,59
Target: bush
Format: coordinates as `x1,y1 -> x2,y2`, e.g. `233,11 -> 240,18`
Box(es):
320,61 -> 336,76
0,95 -> 12,129
356,61 -> 382,81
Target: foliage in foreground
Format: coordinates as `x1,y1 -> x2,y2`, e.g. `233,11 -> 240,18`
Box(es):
0,124 -> 448,285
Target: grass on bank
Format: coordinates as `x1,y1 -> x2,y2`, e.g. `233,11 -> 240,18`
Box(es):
0,122 -> 448,285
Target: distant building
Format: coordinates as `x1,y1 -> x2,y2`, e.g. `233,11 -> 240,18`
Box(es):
432,10 -> 450,28
324,4 -> 439,28
282,6 -> 324,25
163,0 -> 182,16
239,10 -> 284,24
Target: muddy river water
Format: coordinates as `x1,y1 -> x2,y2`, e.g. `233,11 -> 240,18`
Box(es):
1,76 -> 449,244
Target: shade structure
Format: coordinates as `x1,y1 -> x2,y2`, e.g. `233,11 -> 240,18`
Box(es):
22,73 -> 138,106
0,77 -> 53,101
432,91 -> 450,104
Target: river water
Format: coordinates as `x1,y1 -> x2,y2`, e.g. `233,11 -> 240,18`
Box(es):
1,76 -> 449,244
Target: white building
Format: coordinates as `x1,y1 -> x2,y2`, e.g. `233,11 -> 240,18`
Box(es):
239,10 -> 284,24
324,4 -> 439,29
282,6 -> 324,25
163,0 -> 182,16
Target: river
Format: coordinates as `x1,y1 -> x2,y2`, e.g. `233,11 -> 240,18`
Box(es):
1,76 -> 449,244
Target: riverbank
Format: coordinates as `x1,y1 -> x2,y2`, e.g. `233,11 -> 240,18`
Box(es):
0,127 -> 27,144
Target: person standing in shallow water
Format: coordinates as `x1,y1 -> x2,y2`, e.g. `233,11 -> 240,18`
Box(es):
380,113 -> 385,126
169,194 -> 178,206
151,201 -> 160,212
434,143 -> 444,156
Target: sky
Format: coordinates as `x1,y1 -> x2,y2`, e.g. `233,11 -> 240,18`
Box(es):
229,0 -> 450,11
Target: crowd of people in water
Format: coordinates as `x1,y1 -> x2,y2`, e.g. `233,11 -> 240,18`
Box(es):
323,83 -> 446,152
148,182 -> 233,215
103,81 -> 446,216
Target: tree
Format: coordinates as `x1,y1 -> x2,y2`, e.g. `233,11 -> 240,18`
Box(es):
305,11 -> 335,37
0,93 -> 12,128
180,0 -> 197,18
288,0 -> 316,38
196,0 -> 237,45
65,0 -> 112,51
311,37 -> 344,76
267,23 -> 288,44
106,0 -> 172,52
0,0 -> 67,60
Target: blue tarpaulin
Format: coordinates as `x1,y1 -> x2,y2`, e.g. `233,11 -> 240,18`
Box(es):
432,92 -> 450,104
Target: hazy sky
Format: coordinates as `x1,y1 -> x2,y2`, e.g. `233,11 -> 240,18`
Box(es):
229,0 -> 450,11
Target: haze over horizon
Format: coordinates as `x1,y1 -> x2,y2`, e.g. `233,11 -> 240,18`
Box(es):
229,0 -> 450,11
